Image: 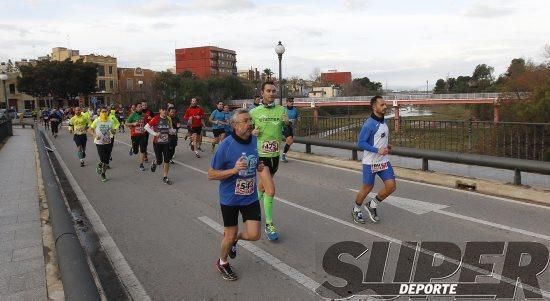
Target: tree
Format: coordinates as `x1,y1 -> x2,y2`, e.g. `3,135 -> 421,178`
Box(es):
309,67 -> 321,85
433,79 -> 447,93
263,68 -> 273,80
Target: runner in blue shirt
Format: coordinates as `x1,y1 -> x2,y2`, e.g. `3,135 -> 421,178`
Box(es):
282,97 -> 299,162
209,101 -> 228,152
222,104 -> 233,140
208,108 -> 264,281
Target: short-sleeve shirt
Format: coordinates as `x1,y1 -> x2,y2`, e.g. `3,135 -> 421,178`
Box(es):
148,116 -> 172,144
210,110 -> 226,130
210,134 -> 259,206
69,114 -> 90,135
127,112 -> 146,137
90,119 -> 114,145
250,105 -> 286,158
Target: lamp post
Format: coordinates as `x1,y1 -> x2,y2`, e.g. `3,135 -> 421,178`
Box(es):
138,80 -> 144,102
0,63 -> 7,109
275,41 -> 285,105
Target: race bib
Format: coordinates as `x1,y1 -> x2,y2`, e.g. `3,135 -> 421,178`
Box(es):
371,162 -> 389,173
158,133 -> 169,143
74,126 -> 86,135
261,140 -> 279,153
235,178 -> 255,196
168,128 -> 177,135
135,123 -> 145,134
100,135 -> 111,144
44,116 -> 49,120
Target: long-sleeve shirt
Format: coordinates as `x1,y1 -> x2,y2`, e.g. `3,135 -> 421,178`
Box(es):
357,114 -> 389,165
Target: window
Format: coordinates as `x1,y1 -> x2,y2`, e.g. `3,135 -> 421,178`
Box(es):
9,84 -> 15,94
109,66 -> 113,75
97,65 -> 105,77
126,78 -> 133,90
110,80 -> 114,90
98,80 -> 106,91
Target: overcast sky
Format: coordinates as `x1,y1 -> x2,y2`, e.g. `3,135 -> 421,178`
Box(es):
1,0 -> 549,89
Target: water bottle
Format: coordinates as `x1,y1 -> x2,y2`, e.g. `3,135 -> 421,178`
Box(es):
238,152 -> 247,176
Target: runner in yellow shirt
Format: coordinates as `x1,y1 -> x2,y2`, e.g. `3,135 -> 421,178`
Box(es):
68,107 -> 91,167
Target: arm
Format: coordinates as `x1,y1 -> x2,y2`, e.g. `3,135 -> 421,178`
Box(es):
357,123 -> 379,153
208,112 -> 216,125
207,167 -> 238,181
144,123 -> 158,136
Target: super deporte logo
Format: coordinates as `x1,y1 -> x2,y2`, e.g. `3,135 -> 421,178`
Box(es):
316,241 -> 550,300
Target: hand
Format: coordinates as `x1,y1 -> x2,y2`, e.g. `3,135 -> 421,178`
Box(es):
233,158 -> 247,173
257,162 -> 265,172
154,132 -> 160,137
252,127 -> 260,136
378,147 -> 389,155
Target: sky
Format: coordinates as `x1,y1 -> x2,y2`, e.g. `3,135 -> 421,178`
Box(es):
1,0 -> 549,90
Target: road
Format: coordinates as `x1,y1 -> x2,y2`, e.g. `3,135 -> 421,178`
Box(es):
42,124 -> 550,300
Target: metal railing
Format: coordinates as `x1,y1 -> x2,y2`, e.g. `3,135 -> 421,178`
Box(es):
227,92 -> 529,106
294,117 -> 550,162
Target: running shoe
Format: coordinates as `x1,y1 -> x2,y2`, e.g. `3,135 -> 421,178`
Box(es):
139,164 -> 145,172
281,153 -> 288,163
265,224 -> 279,241
100,173 -> 107,182
96,163 -> 102,175
150,163 -> 156,172
195,152 -> 201,158
215,260 -> 237,281
80,160 -> 85,167
351,208 -> 365,224
365,200 -> 380,223
162,177 -> 172,185
129,148 -> 133,156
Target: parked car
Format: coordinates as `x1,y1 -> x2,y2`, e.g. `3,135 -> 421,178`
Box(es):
7,109 -> 17,119
23,109 -> 33,118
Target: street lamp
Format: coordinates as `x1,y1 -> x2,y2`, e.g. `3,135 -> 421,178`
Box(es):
275,41 -> 285,105
138,80 -> 144,102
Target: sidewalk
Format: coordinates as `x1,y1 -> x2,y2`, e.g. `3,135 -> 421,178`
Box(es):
0,128 -> 48,300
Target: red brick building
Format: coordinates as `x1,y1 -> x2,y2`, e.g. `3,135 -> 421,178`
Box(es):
175,46 -> 237,79
117,67 -> 157,104
321,71 -> 352,86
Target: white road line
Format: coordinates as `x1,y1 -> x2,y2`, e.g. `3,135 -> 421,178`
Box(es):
348,188 -> 550,241
46,134 -> 151,301
292,156 -> 550,210
198,216 -> 321,293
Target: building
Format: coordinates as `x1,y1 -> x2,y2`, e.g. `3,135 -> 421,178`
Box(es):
237,68 -> 261,82
51,47 -> 118,105
308,86 -> 343,98
1,61 -> 41,111
321,70 -> 352,87
117,67 -> 157,105
175,46 -> 237,79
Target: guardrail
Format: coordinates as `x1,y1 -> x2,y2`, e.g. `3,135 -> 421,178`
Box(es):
294,137 -> 550,186
295,117 -> 550,162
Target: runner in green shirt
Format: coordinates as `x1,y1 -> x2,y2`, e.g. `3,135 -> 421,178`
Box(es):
250,81 -> 289,241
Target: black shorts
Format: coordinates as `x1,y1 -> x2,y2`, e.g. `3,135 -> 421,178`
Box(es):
153,143 -> 172,164
283,124 -> 294,138
213,129 -> 225,138
220,201 -> 261,227
190,127 -> 202,135
259,156 -> 280,175
131,135 -> 147,154
73,134 -> 87,147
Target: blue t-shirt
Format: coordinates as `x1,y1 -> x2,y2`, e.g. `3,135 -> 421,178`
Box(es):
223,111 -> 232,132
210,109 -> 226,130
210,134 -> 259,206
286,106 -> 299,122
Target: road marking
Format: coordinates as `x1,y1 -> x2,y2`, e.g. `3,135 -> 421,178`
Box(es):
114,138 -> 548,297
198,216 -> 320,294
46,134 -> 151,301
348,188 -> 550,241
292,156 -> 550,210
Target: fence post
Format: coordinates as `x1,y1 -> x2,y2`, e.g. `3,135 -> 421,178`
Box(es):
306,144 -> 311,154
468,118 -> 473,152
422,158 -> 429,171
352,149 -> 358,161
513,169 -> 521,185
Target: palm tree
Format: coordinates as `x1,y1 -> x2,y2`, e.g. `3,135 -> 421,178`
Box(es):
263,68 -> 274,80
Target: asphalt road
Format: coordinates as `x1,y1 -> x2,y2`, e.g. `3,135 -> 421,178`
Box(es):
42,124 -> 550,300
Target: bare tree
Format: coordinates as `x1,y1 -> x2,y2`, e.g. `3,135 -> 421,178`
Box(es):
309,67 -> 321,86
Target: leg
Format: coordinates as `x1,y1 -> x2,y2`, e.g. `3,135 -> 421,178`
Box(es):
355,183 -> 374,206
221,226 -> 238,262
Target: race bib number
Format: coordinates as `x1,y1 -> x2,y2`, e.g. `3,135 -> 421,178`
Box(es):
100,135 -> 111,144
74,126 -> 86,135
261,140 -> 279,153
135,123 -> 145,134
235,178 -> 255,196
158,133 -> 169,143
168,128 -> 177,135
371,162 -> 389,173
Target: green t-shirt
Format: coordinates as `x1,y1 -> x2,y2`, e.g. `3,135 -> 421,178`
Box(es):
250,104 -> 287,158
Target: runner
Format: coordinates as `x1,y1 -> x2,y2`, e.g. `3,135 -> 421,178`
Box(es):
89,107 -> 116,182
183,98 -> 205,158
248,96 -> 261,110
106,108 -> 120,168
352,95 -> 397,224
281,97 -> 298,163
209,101 -> 227,152
68,107 -> 91,167
222,104 -> 232,141
250,81 -> 289,241
126,103 -> 148,171
208,108 -> 263,281
49,108 -> 63,138
145,105 -> 174,184
117,104 -> 126,133
141,101 -> 154,163
167,107 -> 180,164
41,108 -> 50,130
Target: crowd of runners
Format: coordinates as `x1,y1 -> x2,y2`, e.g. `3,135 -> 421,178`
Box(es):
40,81 -> 397,281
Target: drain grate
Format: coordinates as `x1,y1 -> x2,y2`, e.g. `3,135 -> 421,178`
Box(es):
456,181 -> 476,191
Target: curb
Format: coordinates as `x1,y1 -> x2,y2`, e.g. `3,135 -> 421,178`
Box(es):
287,151 -> 550,206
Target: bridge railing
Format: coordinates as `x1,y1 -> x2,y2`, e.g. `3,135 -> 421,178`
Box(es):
228,92 -> 529,106
294,117 -> 550,162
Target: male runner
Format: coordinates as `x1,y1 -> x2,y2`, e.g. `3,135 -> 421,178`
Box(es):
89,107 -> 116,182
126,103 -> 147,171
105,108 -> 120,168
281,97 -> 299,163
208,108 -> 263,281
352,95 -> 397,224
68,107 -> 91,167
183,98 -> 205,158
49,108 -> 63,138
222,104 -> 232,140
141,101 -> 154,162
145,105 -> 174,184
248,96 -> 261,110
41,108 -> 50,129
250,81 -> 289,240
209,101 -> 227,152
167,107 -> 180,164
117,104 -> 126,133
